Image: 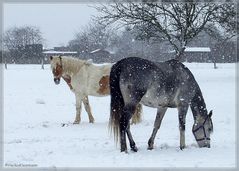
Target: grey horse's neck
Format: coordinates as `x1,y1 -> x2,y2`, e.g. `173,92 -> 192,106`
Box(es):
190,88 -> 208,122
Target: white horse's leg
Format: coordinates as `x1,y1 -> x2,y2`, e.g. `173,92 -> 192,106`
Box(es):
73,94 -> 82,124
131,104 -> 142,124
83,96 -> 95,123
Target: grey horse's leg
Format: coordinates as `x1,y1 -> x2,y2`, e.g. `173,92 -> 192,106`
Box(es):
120,88 -> 145,152
82,96 -> 95,123
126,124 -> 138,152
147,107 -> 168,150
73,93 -> 82,124
119,116 -> 128,152
178,104 -> 189,150
120,104 -> 137,153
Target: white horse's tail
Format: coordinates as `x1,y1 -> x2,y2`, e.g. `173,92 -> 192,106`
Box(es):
131,104 -> 143,124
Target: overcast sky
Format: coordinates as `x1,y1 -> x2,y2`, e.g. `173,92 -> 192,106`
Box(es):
3,3 -> 100,49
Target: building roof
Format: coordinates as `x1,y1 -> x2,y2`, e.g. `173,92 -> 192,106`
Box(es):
185,47 -> 211,52
90,49 -> 102,54
90,49 -> 110,54
43,50 -> 77,54
170,47 -> 211,53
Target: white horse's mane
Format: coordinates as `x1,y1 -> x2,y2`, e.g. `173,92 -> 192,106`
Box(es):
51,56 -> 92,75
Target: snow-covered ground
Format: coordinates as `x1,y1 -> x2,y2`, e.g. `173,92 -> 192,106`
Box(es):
3,62 -> 236,168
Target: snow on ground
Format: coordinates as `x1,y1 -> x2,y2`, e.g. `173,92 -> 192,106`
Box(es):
3,62 -> 236,168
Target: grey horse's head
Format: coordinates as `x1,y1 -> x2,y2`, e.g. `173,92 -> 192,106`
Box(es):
192,110 -> 213,148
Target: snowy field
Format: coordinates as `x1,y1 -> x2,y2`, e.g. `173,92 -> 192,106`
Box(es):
3,62 -> 236,168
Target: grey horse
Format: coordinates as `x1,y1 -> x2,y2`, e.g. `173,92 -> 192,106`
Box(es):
109,57 -> 213,153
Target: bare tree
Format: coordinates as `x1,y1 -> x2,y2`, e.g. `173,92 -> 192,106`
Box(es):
110,26 -> 162,61
68,21 -> 118,59
95,1 -> 237,61
3,26 -> 44,64
3,26 -> 43,51
68,31 -> 91,55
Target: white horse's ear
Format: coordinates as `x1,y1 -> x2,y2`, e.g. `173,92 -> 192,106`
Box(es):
102,74 -> 110,77
86,59 -> 93,65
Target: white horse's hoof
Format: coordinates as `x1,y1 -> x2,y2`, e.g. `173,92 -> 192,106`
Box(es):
73,121 -> 80,124
89,119 -> 95,123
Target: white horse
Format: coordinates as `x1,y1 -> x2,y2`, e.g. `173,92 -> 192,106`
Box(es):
50,55 -> 142,124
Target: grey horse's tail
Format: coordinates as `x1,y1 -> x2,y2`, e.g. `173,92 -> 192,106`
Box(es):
108,61 -> 124,144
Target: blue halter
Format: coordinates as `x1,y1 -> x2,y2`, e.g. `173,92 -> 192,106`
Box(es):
192,115 -> 210,141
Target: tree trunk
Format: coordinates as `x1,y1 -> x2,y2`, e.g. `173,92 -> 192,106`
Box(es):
211,53 -> 217,69
175,47 -> 186,61
213,61 -> 217,69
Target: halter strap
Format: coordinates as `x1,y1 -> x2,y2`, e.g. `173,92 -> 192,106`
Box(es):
192,115 -> 210,141
59,55 -> 63,67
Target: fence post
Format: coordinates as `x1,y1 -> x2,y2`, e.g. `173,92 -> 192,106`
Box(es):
41,57 -> 44,70
5,58 -> 7,69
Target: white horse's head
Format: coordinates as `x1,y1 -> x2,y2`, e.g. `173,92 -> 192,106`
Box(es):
49,55 -> 63,85
50,55 -> 93,85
